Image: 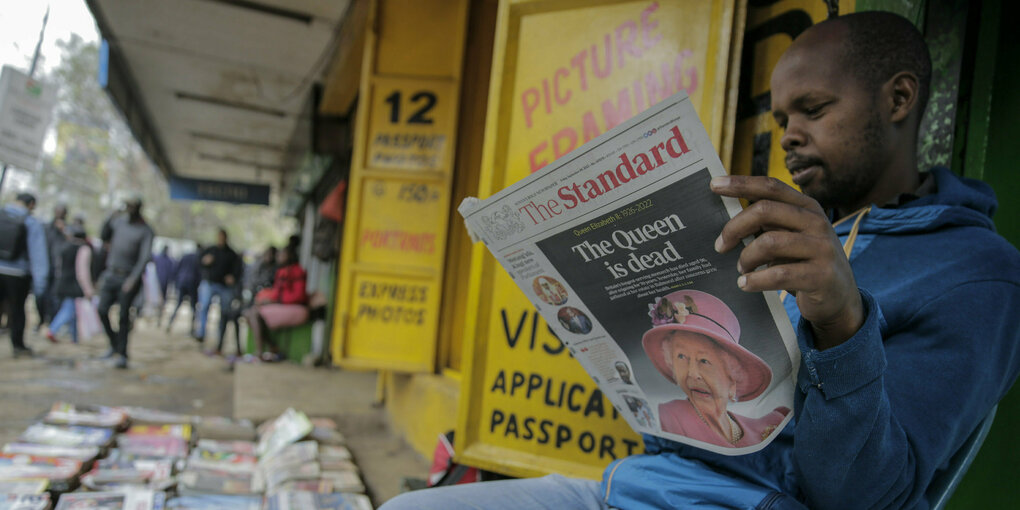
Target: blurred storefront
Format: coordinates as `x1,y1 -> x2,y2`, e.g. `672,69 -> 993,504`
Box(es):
90,0 -> 1019,506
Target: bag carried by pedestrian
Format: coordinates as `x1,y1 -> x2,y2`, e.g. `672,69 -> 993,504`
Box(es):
0,209 -> 27,260
76,298 -> 103,341
144,262 -> 163,308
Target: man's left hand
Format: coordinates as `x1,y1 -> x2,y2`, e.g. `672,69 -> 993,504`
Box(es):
122,280 -> 135,294
710,175 -> 864,350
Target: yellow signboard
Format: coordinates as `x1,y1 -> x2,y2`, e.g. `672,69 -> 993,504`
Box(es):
458,0 -> 744,479
332,0 -> 469,372
355,178 -> 448,268
346,273 -> 440,370
366,78 -> 457,171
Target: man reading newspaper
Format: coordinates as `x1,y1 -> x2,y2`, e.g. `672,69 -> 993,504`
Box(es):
383,11 -> 1020,510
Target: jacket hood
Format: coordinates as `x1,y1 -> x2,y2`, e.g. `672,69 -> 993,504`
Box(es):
834,167 -> 998,237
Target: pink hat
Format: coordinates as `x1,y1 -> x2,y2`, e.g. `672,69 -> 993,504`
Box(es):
641,290 -> 771,401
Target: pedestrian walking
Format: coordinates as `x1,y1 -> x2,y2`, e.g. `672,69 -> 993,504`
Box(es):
46,225 -> 95,344
152,246 -> 175,327
166,244 -> 201,334
36,203 -> 68,329
97,195 -> 154,369
0,193 -> 49,358
194,228 -> 241,355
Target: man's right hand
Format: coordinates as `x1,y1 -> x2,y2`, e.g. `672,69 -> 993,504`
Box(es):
710,175 -> 865,351
201,254 -> 214,266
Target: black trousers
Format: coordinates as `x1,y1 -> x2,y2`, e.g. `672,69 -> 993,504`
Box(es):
0,273 -> 30,350
97,272 -> 142,357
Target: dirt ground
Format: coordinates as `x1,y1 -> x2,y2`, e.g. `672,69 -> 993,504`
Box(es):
0,305 -> 429,505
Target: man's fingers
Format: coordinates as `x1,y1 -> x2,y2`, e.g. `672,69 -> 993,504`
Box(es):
711,175 -> 822,212
736,261 -> 823,293
715,198 -> 828,253
736,230 -> 833,273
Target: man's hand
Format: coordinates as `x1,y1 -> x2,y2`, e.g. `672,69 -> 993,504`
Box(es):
202,254 -> 214,266
710,175 -> 864,350
224,275 -> 236,286
121,280 -> 136,294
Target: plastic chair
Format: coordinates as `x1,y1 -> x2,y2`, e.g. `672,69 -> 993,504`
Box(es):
927,404 -> 998,510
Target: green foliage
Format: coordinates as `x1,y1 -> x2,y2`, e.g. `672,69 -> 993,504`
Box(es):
6,36 -> 294,252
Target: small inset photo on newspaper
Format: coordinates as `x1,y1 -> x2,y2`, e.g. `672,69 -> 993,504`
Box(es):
532,275 -> 569,305
556,306 -> 593,335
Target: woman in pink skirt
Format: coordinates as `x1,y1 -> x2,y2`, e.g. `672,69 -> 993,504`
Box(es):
244,246 -> 308,360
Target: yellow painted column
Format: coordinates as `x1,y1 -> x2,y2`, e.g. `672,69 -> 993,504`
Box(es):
332,0 -> 470,372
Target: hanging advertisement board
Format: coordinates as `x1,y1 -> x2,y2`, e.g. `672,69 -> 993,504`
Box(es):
0,65 -> 57,170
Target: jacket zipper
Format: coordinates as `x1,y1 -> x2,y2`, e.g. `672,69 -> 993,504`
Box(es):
603,456 -> 631,502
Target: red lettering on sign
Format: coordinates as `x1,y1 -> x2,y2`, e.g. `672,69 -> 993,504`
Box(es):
359,230 -> 436,254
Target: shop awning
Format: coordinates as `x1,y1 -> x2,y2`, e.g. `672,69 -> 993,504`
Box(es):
86,0 -> 350,195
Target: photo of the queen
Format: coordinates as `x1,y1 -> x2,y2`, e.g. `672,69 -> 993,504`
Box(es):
642,290 -> 788,448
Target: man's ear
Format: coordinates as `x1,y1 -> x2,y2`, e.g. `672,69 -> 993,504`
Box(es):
887,71 -> 921,123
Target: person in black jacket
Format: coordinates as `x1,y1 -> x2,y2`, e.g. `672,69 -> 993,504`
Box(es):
46,226 -> 94,344
194,228 -> 241,355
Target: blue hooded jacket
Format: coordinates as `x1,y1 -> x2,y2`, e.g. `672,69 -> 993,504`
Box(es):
600,167 -> 1020,510
0,203 -> 49,296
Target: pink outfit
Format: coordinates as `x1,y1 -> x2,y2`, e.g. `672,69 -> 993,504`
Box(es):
75,245 -> 94,297
657,399 -> 789,448
258,304 -> 310,330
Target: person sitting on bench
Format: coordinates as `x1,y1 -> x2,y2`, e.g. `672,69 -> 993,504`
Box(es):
244,246 -> 307,361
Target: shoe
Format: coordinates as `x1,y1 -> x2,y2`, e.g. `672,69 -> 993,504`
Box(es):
45,332 -> 58,344
100,349 -> 116,359
203,349 -> 222,357
260,352 -> 281,362
12,347 -> 34,359
113,355 -> 128,369
239,354 -> 260,364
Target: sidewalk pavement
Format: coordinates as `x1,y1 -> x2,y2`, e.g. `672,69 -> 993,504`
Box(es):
0,307 -> 429,505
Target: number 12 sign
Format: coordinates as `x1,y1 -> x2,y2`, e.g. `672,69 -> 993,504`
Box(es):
366,77 -> 457,172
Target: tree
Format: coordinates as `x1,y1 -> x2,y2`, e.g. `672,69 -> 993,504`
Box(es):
23,35 -> 295,254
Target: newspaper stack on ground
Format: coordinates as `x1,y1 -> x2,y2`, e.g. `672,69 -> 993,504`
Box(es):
53,490 -> 165,510
0,493 -> 49,510
460,91 -> 799,455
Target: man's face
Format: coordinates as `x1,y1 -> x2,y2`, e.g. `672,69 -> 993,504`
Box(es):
125,201 -> 141,216
665,332 -> 735,418
217,231 -> 227,246
770,27 -> 889,212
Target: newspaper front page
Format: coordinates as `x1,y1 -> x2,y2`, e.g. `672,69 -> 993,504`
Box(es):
460,92 -> 799,455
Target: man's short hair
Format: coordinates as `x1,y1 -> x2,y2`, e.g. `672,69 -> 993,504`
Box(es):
832,11 -> 932,116
16,192 -> 36,207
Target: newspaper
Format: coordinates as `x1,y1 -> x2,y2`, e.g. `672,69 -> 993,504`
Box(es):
53,490 -> 166,510
459,91 -> 799,455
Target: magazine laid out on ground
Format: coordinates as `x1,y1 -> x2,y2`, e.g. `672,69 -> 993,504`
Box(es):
460,91 -> 799,455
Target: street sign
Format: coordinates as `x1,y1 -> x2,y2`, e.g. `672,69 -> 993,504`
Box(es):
0,65 -> 57,170
169,176 -> 271,205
